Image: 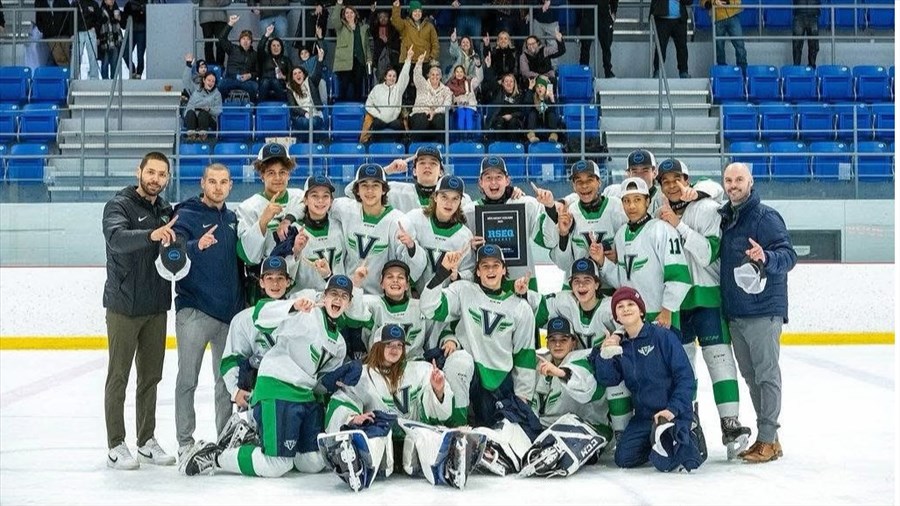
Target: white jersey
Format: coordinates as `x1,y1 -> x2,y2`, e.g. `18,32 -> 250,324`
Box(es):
673,197 -> 723,310
420,280 -> 536,401
600,217 -> 692,321
526,290 -> 616,349
331,197 -> 406,295
325,362 -> 454,431
284,215 -> 346,293
349,294 -> 444,360
463,195 -> 559,285
236,189 -> 305,265
220,306 -> 278,398
400,208 -> 474,293
550,197 -> 628,274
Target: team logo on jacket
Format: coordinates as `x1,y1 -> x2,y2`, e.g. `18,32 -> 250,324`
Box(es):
468,308 -> 513,336
284,439 -> 297,451
638,345 -> 655,356
619,255 -> 649,280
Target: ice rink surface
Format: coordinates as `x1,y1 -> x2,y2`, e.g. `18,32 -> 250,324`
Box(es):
1,345 -> 896,506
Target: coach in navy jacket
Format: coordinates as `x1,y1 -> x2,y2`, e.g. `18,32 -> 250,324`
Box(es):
171,164 -> 244,454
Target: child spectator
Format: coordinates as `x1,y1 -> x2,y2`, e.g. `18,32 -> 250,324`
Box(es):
184,73 -> 223,141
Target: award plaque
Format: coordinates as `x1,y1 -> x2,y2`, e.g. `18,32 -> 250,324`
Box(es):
474,204 -> 529,267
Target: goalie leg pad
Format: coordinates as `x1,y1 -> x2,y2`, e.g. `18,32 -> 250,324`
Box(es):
519,414 -> 608,478
317,431 -> 377,491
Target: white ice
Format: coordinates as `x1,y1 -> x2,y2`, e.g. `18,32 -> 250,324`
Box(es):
1,345 -> 896,505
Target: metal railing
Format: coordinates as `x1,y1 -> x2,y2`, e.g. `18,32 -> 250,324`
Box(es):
0,6 -> 78,73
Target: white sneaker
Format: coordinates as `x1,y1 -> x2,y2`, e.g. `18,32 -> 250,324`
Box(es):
137,438 -> 176,466
107,443 -> 140,470
177,444 -> 193,462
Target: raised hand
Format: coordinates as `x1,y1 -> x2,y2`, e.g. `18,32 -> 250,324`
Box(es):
441,249 -> 463,271
557,203 -> 573,236
315,25 -> 323,40
150,215 -> 179,245
311,258 -> 331,278
292,227 -> 310,255
184,52 -> 194,63
537,355 -> 565,378
293,297 -> 317,312
406,45 -> 415,61
397,222 -> 415,249
677,179 -> 699,202
658,197 -> 680,228
198,224 -> 218,251
588,233 -> 605,266
746,238 -> 765,263
598,330 -> 623,359
470,235 -> 486,251
484,51 -> 492,68
352,259 -> 369,287
430,360 -> 445,397
450,28 -> 457,43
384,157 -> 410,174
228,14 -> 239,26
317,45 -> 325,61
260,191 -> 284,232
417,52 -> 426,65
265,24 -> 275,37
531,181 -> 555,208
513,270 -> 532,295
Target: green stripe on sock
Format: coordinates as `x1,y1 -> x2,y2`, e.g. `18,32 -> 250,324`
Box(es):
712,379 -> 740,404
237,445 -> 258,476
262,401 -> 278,457
608,396 -> 633,417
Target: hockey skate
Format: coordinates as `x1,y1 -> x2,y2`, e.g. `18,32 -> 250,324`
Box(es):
477,439 -> 518,476
318,432 -> 372,492
216,413 -> 258,451
721,416 -> 752,460
519,441 -> 565,478
440,431 -> 485,489
178,441 -> 220,476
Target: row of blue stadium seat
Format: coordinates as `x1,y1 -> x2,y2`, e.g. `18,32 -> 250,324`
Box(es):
729,140 -> 894,181
722,102 -> 893,142
0,67 -> 70,105
177,140 -> 568,182
694,0 -> 894,30
0,143 -> 50,183
0,104 -> 60,143
711,65 -> 894,103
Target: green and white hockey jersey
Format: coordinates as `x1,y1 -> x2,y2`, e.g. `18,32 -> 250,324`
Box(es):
220,306 -> 278,399
420,280 -> 537,401
399,208 -> 474,293
550,197 -> 628,273
525,290 -> 616,349
600,217 -> 693,326
463,195 -> 560,286
331,197 -> 406,295
345,294 -> 445,361
324,362 -> 454,431
345,181 -> 474,213
284,215 -> 346,293
236,189 -> 305,265
673,197 -> 723,310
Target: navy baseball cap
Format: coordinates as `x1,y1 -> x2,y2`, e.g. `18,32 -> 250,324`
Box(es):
476,244 -> 505,265
258,142 -> 291,162
627,149 -> 657,169
546,316 -> 574,339
569,257 -> 601,282
354,163 -> 387,183
260,255 -> 289,277
569,159 -> 601,180
325,274 -> 354,296
373,323 -> 406,344
415,145 -> 444,165
480,156 -> 508,176
304,174 -> 336,193
436,175 -> 465,194
381,259 -> 411,279
656,158 -> 690,181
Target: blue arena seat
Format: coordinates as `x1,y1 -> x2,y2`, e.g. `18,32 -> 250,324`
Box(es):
0,66 -> 31,104
723,103 -> 759,141
740,0 -> 761,27
835,103 -> 874,142
759,103 -> 796,141
693,4 -> 712,29
768,141 -> 810,181
761,0 -> 793,28
331,102 -> 365,142
864,0 -> 894,29
822,0 -> 861,29
289,142 -> 327,179
728,141 -> 769,178
557,65 -> 594,103
19,103 -> 59,143
206,64 -> 224,83
6,143 -> 48,183
871,102 -> 894,142
328,142 -> 367,182
367,142 -> 406,180
710,65 -> 746,103
211,142 -> 249,180
527,142 -> 565,181
809,141 -> 851,180
447,141 -> 485,180
487,142 -> 526,178
29,67 -> 69,104
0,103 -> 20,142
178,143 -> 211,181
218,104 -> 253,141
816,65 -> 854,102
855,141 -> 893,181
797,104 -> 836,141
746,65 -> 781,103
781,66 -> 818,102
254,102 -> 290,139
853,65 -> 891,102
562,104 -> 600,139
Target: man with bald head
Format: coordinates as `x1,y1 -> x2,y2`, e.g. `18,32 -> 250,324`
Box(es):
718,162 -> 797,464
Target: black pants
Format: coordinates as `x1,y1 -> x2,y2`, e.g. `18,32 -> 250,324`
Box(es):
792,14 -> 819,67
409,112 -> 445,143
653,16 -> 689,74
579,13 -> 614,75
370,117 -> 406,143
337,58 -> 367,102
184,109 -> 217,131
201,21 -> 227,66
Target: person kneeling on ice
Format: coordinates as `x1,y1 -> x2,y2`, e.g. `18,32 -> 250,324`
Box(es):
318,324 -> 486,491
179,274 -> 365,477
590,287 -> 707,472
517,316 -> 611,478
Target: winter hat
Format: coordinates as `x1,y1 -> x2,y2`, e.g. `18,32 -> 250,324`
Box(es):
409,0 -> 423,11
627,149 -> 657,169
373,323 -> 406,344
610,286 -> 646,323
535,75 -> 550,88
325,274 -> 354,297
260,255 -> 289,278
734,257 -> 768,295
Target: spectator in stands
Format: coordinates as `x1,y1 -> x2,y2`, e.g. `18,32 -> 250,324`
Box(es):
293,2 -> 327,55
297,37 -> 329,108
97,0 -> 124,80
572,0 -> 616,77
391,0 -> 440,70
257,24 -> 292,102
452,0 -> 483,38
248,0 -> 289,39
122,0 -> 147,79
287,66 -> 325,134
519,30 -> 566,82
35,0 -> 74,66
651,0 -> 692,78
197,0 -> 230,66
363,46 -> 415,144
184,72 -> 223,141
73,0 -> 101,79
525,75 -> 561,143
329,0 -> 373,102
486,72 -> 525,142
370,5 -> 401,81
411,52 -> 453,142
181,53 -> 209,100
530,0 -> 561,65
448,30 -> 479,77
447,63 -> 483,133
482,32 -> 518,82
792,0 -> 820,67
218,15 -> 259,103
704,0 -> 747,69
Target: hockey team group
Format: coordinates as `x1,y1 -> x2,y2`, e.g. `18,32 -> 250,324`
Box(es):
101,141 -> 797,491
